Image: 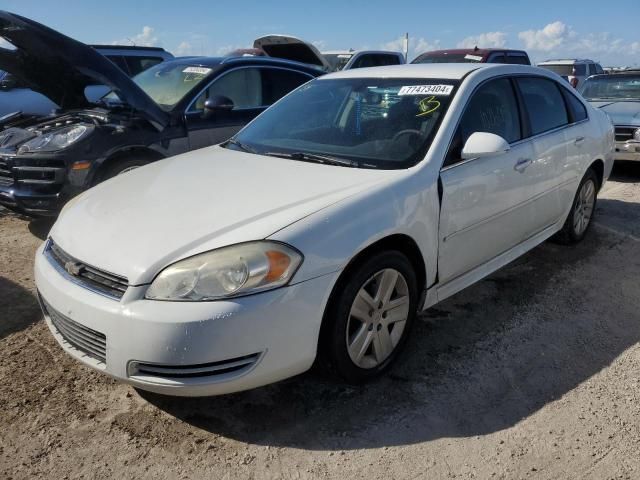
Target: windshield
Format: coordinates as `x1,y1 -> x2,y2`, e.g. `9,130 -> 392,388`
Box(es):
104,62 -> 212,110
324,54 -> 353,71
413,53 -> 482,64
580,75 -> 640,101
228,77 -> 458,169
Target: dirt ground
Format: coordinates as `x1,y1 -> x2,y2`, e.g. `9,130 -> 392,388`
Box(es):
1,163 -> 640,480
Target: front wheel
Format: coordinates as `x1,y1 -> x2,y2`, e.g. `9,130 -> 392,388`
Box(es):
318,251 -> 418,383
554,168 -> 598,245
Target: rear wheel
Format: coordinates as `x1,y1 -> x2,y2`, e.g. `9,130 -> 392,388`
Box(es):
554,168 -> 598,245
318,251 -> 418,383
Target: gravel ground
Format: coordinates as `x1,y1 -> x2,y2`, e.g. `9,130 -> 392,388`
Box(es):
1,163 -> 640,480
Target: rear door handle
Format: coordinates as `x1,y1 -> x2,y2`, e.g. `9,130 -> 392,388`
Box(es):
514,158 -> 532,173
575,136 -> 586,146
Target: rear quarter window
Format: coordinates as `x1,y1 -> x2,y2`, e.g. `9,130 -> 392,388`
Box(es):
561,88 -> 588,123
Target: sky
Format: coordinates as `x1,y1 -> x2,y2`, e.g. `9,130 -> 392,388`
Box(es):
2,0 -> 640,67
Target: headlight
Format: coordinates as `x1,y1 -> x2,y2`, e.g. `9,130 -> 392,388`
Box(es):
634,128 -> 640,142
18,125 -> 91,154
145,241 -> 303,301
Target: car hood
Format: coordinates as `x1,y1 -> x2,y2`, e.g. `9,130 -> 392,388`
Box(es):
253,35 -> 332,71
0,11 -> 169,130
591,100 -> 640,126
50,146 -> 394,285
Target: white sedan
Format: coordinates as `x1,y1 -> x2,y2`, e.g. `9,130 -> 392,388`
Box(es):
35,64 -> 614,396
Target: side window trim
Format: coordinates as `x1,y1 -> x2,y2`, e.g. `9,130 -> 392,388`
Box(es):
185,66 -> 314,114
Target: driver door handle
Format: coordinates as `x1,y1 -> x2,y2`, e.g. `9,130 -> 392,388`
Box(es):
514,158 -> 532,173
575,136 -> 586,146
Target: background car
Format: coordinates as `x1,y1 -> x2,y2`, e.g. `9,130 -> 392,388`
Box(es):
537,58 -> 604,88
580,71 -> 640,161
412,47 -> 531,65
0,45 -> 174,117
252,35 -> 404,71
0,11 -> 323,216
322,50 -> 405,70
34,63 -> 613,397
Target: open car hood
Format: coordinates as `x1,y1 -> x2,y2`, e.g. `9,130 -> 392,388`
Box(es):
253,35 -> 331,71
0,11 -> 169,130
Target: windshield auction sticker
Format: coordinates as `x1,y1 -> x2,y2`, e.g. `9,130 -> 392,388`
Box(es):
183,67 -> 212,75
398,85 -> 453,96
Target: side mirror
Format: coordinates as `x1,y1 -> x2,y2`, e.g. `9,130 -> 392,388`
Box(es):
461,132 -> 510,160
203,95 -> 234,118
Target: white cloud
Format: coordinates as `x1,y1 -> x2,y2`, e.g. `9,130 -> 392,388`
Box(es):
457,31 -> 507,49
113,26 -> 159,47
312,40 -> 327,51
174,41 -> 194,56
518,21 -> 569,51
381,35 -> 440,61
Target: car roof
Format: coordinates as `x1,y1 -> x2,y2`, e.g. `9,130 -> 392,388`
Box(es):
538,59 -> 596,65
155,55 -> 325,72
419,48 -> 527,56
320,62 -> 489,80
322,50 -> 401,55
320,63 -> 552,81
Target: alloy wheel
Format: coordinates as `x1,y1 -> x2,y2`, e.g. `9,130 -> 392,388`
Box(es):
573,179 -> 596,236
346,268 -> 410,369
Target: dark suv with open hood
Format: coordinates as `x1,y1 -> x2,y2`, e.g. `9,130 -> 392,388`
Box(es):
0,12 -> 322,216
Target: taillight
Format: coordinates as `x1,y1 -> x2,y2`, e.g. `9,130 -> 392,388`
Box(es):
570,77 -> 579,88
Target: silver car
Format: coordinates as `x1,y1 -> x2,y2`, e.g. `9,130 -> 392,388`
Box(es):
581,71 -> 640,161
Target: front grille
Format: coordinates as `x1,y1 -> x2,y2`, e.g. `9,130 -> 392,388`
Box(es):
0,155 -> 66,188
615,126 -> 637,142
129,353 -> 261,380
41,296 -> 107,364
45,239 -> 129,300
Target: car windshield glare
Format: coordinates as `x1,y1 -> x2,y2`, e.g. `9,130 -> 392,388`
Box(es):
104,63 -> 212,110
229,78 -> 458,169
581,75 -> 640,101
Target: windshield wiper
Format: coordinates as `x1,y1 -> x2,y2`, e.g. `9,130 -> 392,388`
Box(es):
263,151 -> 360,168
224,138 -> 259,154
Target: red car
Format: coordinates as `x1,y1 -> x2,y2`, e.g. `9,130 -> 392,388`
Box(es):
412,48 -> 531,65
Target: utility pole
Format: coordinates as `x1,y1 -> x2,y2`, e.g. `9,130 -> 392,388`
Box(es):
403,33 -> 409,63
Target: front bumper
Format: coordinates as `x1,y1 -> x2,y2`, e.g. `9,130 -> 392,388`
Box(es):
614,140 -> 640,161
0,186 -> 65,216
34,243 -> 339,396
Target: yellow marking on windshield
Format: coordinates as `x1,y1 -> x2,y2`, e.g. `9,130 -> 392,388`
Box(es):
416,96 -> 440,117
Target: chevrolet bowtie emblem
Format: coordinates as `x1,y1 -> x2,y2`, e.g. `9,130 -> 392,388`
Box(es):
64,261 -> 83,276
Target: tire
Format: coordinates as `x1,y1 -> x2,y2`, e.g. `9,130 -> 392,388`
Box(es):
553,168 -> 599,245
99,157 -> 151,183
317,251 -> 419,383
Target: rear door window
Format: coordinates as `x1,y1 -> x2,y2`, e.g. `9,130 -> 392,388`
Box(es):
516,77 -> 569,135
261,68 -> 312,104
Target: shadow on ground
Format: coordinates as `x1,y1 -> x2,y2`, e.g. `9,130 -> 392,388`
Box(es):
141,225 -> 640,450
0,276 -> 41,340
609,161 -> 640,183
